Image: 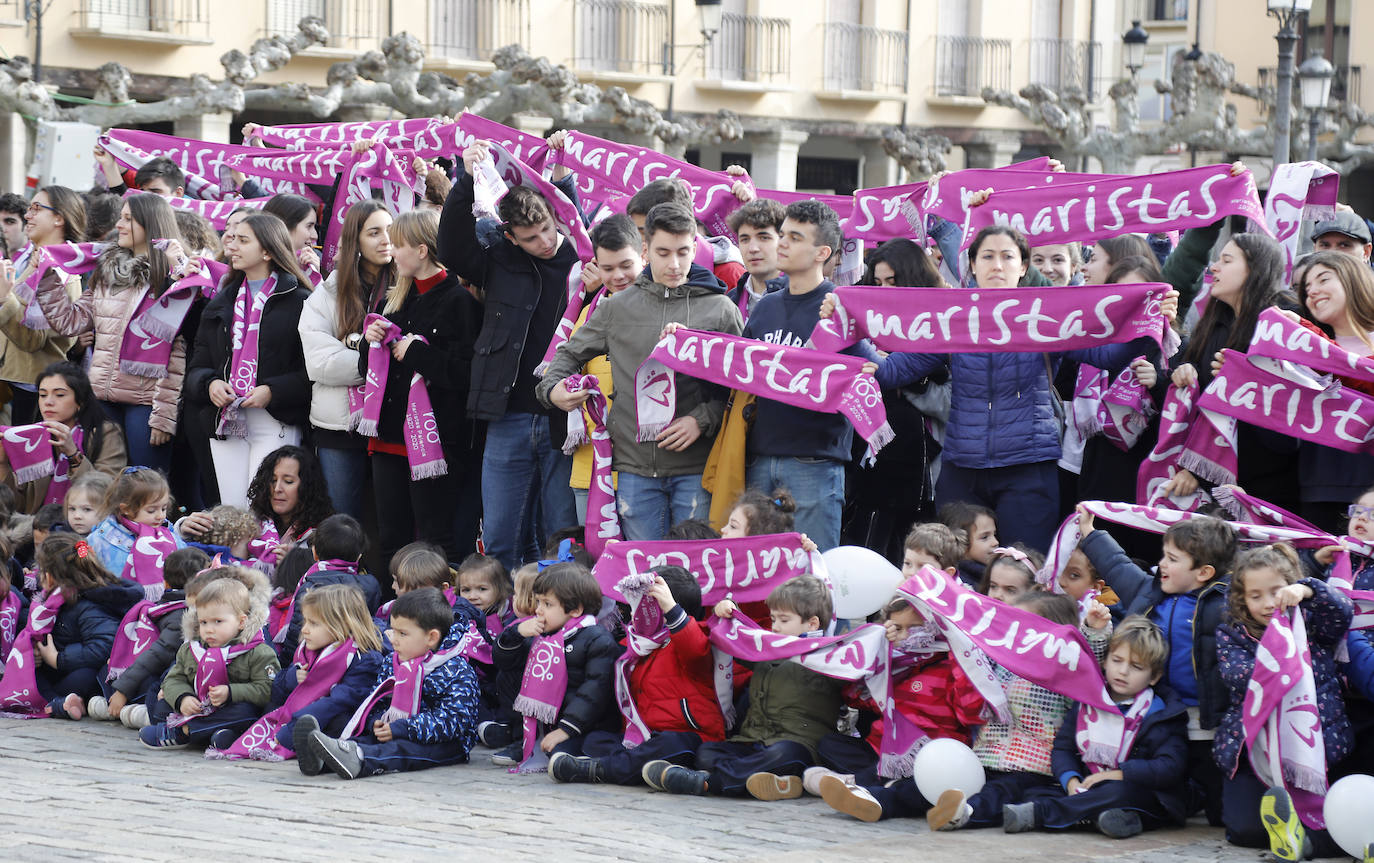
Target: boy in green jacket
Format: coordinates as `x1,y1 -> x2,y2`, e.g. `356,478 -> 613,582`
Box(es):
140,570 -> 279,750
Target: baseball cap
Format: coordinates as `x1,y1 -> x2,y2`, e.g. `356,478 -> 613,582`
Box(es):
1310,211 -> 1372,244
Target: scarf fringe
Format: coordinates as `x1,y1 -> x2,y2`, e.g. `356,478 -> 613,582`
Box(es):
868,421 -> 894,455
142,583 -> 165,602
1283,761 -> 1328,795
355,418 -> 379,438
1177,450 -> 1237,486
562,426 -> 589,455
11,462 -> 50,485
136,313 -> 182,344
409,458 -> 449,481
534,360 -> 551,377
106,663 -> 130,683
0,710 -> 43,719
1210,484 -> 1243,519
877,741 -> 921,780
512,694 -> 559,726
1082,742 -> 1123,769
637,423 -> 667,443
119,359 -> 172,379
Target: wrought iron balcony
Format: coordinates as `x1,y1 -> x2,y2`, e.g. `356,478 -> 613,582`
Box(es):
705,12 -> 789,82
429,0 -> 529,62
266,0 -> 387,52
79,0 -> 211,41
823,22 -> 908,93
1029,38 -> 1102,100
934,35 -> 1011,98
573,0 -> 670,76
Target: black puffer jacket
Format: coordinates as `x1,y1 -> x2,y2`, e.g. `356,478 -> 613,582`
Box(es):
185,270 -> 311,430
50,580 -> 145,674
111,589 -> 186,699
356,271 -> 482,449
493,620 -> 620,737
438,173 -> 580,421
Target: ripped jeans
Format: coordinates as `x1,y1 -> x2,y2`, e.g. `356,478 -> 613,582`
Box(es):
615,472 -> 709,541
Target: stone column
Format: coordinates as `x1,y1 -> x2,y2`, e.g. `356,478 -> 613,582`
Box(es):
961,130 -> 1022,169
0,112 -> 28,196
509,114 -> 554,136
749,129 -> 809,192
173,110 -> 234,144
859,139 -> 898,189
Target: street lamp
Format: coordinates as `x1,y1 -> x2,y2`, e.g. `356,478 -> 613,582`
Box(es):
695,0 -> 723,45
1267,0 -> 1314,166
1298,49 -> 1334,161
1122,20 -> 1150,77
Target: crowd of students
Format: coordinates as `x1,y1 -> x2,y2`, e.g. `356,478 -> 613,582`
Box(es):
0,120 -> 1372,860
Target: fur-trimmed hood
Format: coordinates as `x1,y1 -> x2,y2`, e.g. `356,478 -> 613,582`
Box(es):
94,245 -> 152,293
182,566 -> 272,645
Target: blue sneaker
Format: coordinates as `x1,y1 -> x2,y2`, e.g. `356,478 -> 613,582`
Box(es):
490,741 -> 523,767
139,723 -> 188,750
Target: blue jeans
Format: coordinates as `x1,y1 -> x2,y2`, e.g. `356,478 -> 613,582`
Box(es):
316,443 -> 369,522
746,455 -> 845,551
481,412 -> 576,570
616,472 -> 708,541
100,400 -> 170,474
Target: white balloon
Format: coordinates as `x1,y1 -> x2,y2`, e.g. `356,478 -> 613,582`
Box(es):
913,738 -> 987,805
821,545 -> 904,619
1324,773 -> 1374,859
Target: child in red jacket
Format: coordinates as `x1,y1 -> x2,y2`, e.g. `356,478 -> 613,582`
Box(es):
547,565 -> 725,784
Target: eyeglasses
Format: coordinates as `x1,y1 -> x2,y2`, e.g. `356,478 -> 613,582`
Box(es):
26,201 -> 57,216
1346,504 -> 1374,520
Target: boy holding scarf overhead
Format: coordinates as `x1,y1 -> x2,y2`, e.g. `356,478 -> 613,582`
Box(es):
299,588 -> 481,779
539,203 -> 742,542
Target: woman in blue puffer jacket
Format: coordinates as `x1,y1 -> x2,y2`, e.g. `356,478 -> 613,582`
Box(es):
859,225 -> 1171,550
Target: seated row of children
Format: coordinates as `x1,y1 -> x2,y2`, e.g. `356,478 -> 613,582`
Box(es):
2,479 -> 1371,862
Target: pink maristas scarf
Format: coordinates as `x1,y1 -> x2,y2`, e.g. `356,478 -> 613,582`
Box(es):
1136,378 -> 1235,508
591,533 -> 824,606
14,242 -> 111,329
213,638 -> 357,761
355,313 -> 447,480
118,518 -> 178,601
106,597 -> 186,681
1,425 -> 83,507
119,258 -> 223,378
1243,610 -> 1327,828
635,328 -> 892,457
165,629 -> 267,729
0,589 -> 21,660
512,614 -> 596,773
229,274 -> 276,397
270,559 -> 358,646
561,374 -> 620,558
612,573 -> 672,749
341,635 -> 471,739
0,588 -> 64,716
1076,688 -> 1155,772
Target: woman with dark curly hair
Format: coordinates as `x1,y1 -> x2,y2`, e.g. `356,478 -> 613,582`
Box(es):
177,445 -> 332,564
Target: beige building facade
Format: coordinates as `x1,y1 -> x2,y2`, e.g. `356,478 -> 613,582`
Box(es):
0,0 -> 1369,196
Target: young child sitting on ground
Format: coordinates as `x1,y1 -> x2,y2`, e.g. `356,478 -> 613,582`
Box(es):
139,567 -> 279,749
491,561 -> 619,769
649,574 -> 844,800
546,564 -> 725,785
297,587 -> 481,779
934,616 -> 1188,839
277,514 -> 381,663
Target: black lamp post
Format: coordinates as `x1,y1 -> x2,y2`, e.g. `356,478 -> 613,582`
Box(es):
1122,20 -> 1150,78
1267,0 -> 1314,166
1298,49 -> 1334,161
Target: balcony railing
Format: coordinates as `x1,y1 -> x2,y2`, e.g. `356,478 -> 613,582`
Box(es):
823,23 -> 909,93
0,0 -> 20,19
1130,0 -> 1188,22
573,0 -> 670,76
1260,63 -> 1366,115
267,0 -> 387,52
704,12 -> 789,82
1029,38 -> 1102,100
934,35 -> 1011,98
79,0 -> 211,40
429,0 -> 528,62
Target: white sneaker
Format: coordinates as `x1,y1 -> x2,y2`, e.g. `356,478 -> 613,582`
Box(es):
120,703 -> 150,729
927,789 -> 973,831
86,696 -> 111,721
802,766 -> 854,797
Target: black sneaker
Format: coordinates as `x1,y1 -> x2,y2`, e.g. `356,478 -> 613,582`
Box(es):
293,715 -> 324,776
548,751 -> 602,784
490,741 -> 523,767
641,759 -> 671,791
309,731 -> 364,780
659,765 -> 709,796
208,727 -> 240,751
477,721 -> 512,748
1096,808 -> 1143,839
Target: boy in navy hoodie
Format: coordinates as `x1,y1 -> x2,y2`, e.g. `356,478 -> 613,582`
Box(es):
277,514 -> 381,663
935,616 -> 1188,838
741,200 -> 879,550
1075,507 -> 1234,825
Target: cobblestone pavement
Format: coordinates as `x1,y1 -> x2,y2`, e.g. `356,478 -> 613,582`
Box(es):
1,718 -> 1296,862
